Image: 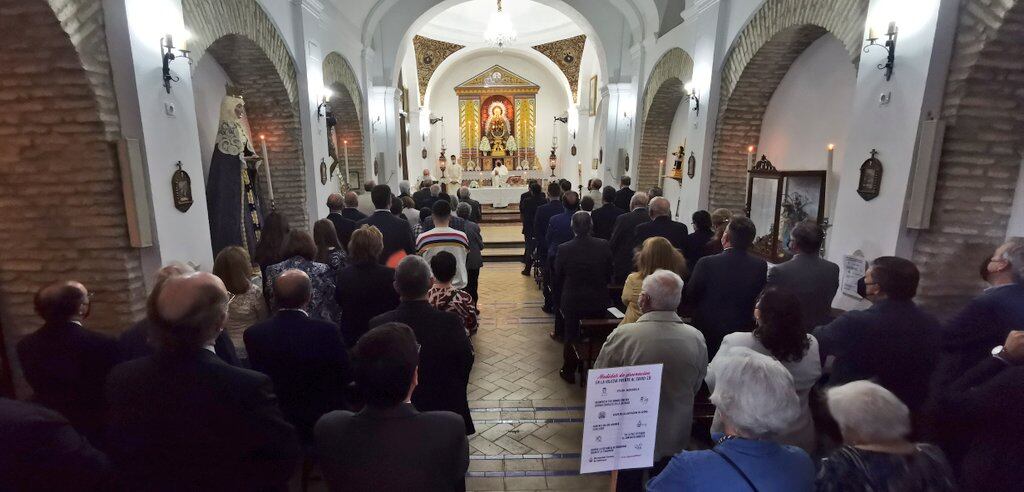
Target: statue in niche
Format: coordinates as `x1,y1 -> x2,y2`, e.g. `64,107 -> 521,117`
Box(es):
485,103 -> 511,156
206,88 -> 265,258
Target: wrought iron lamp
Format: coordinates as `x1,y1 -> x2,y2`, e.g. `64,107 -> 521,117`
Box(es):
865,22 -> 898,81
161,33 -> 191,94
316,89 -> 333,119
684,82 -> 700,116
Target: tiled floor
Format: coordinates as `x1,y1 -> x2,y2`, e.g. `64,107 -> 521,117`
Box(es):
466,258 -> 609,491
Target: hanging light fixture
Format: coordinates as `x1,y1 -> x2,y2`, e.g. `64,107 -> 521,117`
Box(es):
484,0 -> 517,50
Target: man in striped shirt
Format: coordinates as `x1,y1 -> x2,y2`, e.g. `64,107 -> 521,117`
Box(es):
416,200 -> 470,289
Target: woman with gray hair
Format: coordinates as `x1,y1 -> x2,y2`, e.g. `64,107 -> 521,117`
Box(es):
648,347 -> 814,491
815,381 -> 956,491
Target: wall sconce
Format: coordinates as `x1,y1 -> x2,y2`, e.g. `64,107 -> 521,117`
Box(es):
161,33 -> 191,94
553,115 -> 569,124
684,82 -> 700,116
316,89 -> 334,119
865,22 -> 898,81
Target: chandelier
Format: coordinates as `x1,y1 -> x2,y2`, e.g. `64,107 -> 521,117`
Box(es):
484,0 -> 517,50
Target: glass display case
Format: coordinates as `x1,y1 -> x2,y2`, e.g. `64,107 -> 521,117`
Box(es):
744,155 -> 826,263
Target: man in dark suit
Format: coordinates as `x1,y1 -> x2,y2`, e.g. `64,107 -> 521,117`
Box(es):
341,191 -> 367,222
609,191 -> 651,284
120,263 -> 240,366
315,323 -> 469,492
932,238 -> 1024,390
245,269 -> 352,442
358,184 -> 416,264
686,216 -> 767,357
413,179 -> 434,210
683,210 -> 715,274
326,192 -> 357,251
456,186 -> 482,223
519,180 -> 546,275
814,256 -> 939,416
613,175 -> 635,211
16,281 -> 120,443
370,256 -> 475,435
766,220 -> 839,331
0,397 -> 113,490
633,197 -> 689,251
545,191 -> 581,260
534,182 -> 565,312
106,271 -> 299,490
592,186 -> 625,240
554,212 -> 613,383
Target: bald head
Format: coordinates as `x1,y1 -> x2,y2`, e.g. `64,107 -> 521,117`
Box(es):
34,280 -> 88,324
630,192 -> 650,211
327,193 -> 345,211
649,197 -> 671,218
344,191 -> 359,208
274,269 -> 312,309
149,272 -> 228,351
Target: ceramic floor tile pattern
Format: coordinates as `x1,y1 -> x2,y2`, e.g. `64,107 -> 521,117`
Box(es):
466,259 -> 609,491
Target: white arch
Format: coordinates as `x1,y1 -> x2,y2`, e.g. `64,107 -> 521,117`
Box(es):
422,46 -> 575,109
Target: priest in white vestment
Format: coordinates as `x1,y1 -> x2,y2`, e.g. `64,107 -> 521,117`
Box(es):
492,160 -> 510,208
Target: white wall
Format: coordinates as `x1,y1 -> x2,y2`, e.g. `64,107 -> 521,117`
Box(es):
192,56 -> 232,180
418,50 -> 571,182
662,97 -> 692,218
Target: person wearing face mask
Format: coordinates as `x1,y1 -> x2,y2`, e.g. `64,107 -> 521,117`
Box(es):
16,281 -> 120,445
813,257 -> 941,426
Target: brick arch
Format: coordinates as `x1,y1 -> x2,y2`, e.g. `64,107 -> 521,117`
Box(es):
709,0 -> 868,212
202,34 -> 308,232
637,48 -> 694,192
323,52 -> 363,122
327,83 -> 365,190
183,0 -> 298,106
912,0 -> 1024,316
1,0 -> 146,392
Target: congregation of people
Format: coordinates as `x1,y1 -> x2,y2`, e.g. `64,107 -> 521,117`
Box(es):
2,174 -> 1023,492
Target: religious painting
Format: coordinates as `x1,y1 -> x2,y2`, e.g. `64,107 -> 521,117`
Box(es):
857,149 -> 883,201
480,95 -> 514,157
172,161 -> 193,213
455,65 -> 539,172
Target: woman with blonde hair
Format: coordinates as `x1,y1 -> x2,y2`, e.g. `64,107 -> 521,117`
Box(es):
212,246 -> 268,361
620,237 -> 686,325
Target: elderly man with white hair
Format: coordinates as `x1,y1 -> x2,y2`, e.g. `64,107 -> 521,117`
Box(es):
595,269 -> 707,491
816,380 -> 956,491
648,347 -> 814,491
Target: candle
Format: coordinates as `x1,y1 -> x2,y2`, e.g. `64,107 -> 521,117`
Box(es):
260,135 -> 275,208
343,139 -> 350,188
746,145 -> 755,171
744,145 -> 755,211
868,26 -> 878,40
826,143 -> 835,217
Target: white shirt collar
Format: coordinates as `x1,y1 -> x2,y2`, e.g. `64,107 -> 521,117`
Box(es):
278,308 -> 309,316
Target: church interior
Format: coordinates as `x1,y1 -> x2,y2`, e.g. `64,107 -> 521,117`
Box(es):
2,0 -> 1024,490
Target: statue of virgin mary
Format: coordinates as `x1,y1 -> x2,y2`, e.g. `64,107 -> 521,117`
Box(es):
206,90 -> 266,258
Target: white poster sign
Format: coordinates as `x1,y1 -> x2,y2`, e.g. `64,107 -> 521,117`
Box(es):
842,251 -> 867,298
579,364 -> 663,474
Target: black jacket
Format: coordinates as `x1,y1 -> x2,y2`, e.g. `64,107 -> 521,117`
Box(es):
554,235 -> 613,317
119,318 -> 240,366
463,198 -> 483,223
244,310 -> 352,441
16,321 -> 120,441
613,187 -> 635,211
683,229 -> 715,273
105,349 -> 300,491
591,203 -> 625,240
519,192 -> 546,236
413,188 -> 434,210
327,212 -> 358,252
813,299 -> 940,414
335,262 -> 400,347
685,248 -> 767,357
370,301 -> 475,435
532,199 -> 565,261
340,207 -> 367,222
316,403 -> 469,492
633,215 -> 689,251
609,208 -> 651,283
0,397 -> 113,491
358,211 -> 416,264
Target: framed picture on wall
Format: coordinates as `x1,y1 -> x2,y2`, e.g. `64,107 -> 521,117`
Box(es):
588,75 -> 598,116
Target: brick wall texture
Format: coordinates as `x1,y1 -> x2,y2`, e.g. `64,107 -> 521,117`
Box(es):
912,0 -> 1024,316
709,0 -> 868,213
638,48 -> 693,193
199,35 -> 308,232
0,0 -> 145,387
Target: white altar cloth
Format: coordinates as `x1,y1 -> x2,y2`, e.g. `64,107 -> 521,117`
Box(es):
470,186 -> 528,207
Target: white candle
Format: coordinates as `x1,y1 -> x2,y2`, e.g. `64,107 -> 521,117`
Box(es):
826,143 -> 835,217
343,140 -> 350,188
744,145 -> 754,210
260,135 -> 275,207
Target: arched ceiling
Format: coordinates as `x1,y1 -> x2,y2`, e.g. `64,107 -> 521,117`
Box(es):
418,0 -> 582,46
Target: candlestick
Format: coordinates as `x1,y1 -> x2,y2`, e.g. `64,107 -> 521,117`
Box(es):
826,143 -> 835,218
260,135 -> 276,209
744,145 -> 754,212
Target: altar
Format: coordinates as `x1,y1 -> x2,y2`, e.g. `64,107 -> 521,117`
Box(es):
470,186 -> 528,207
